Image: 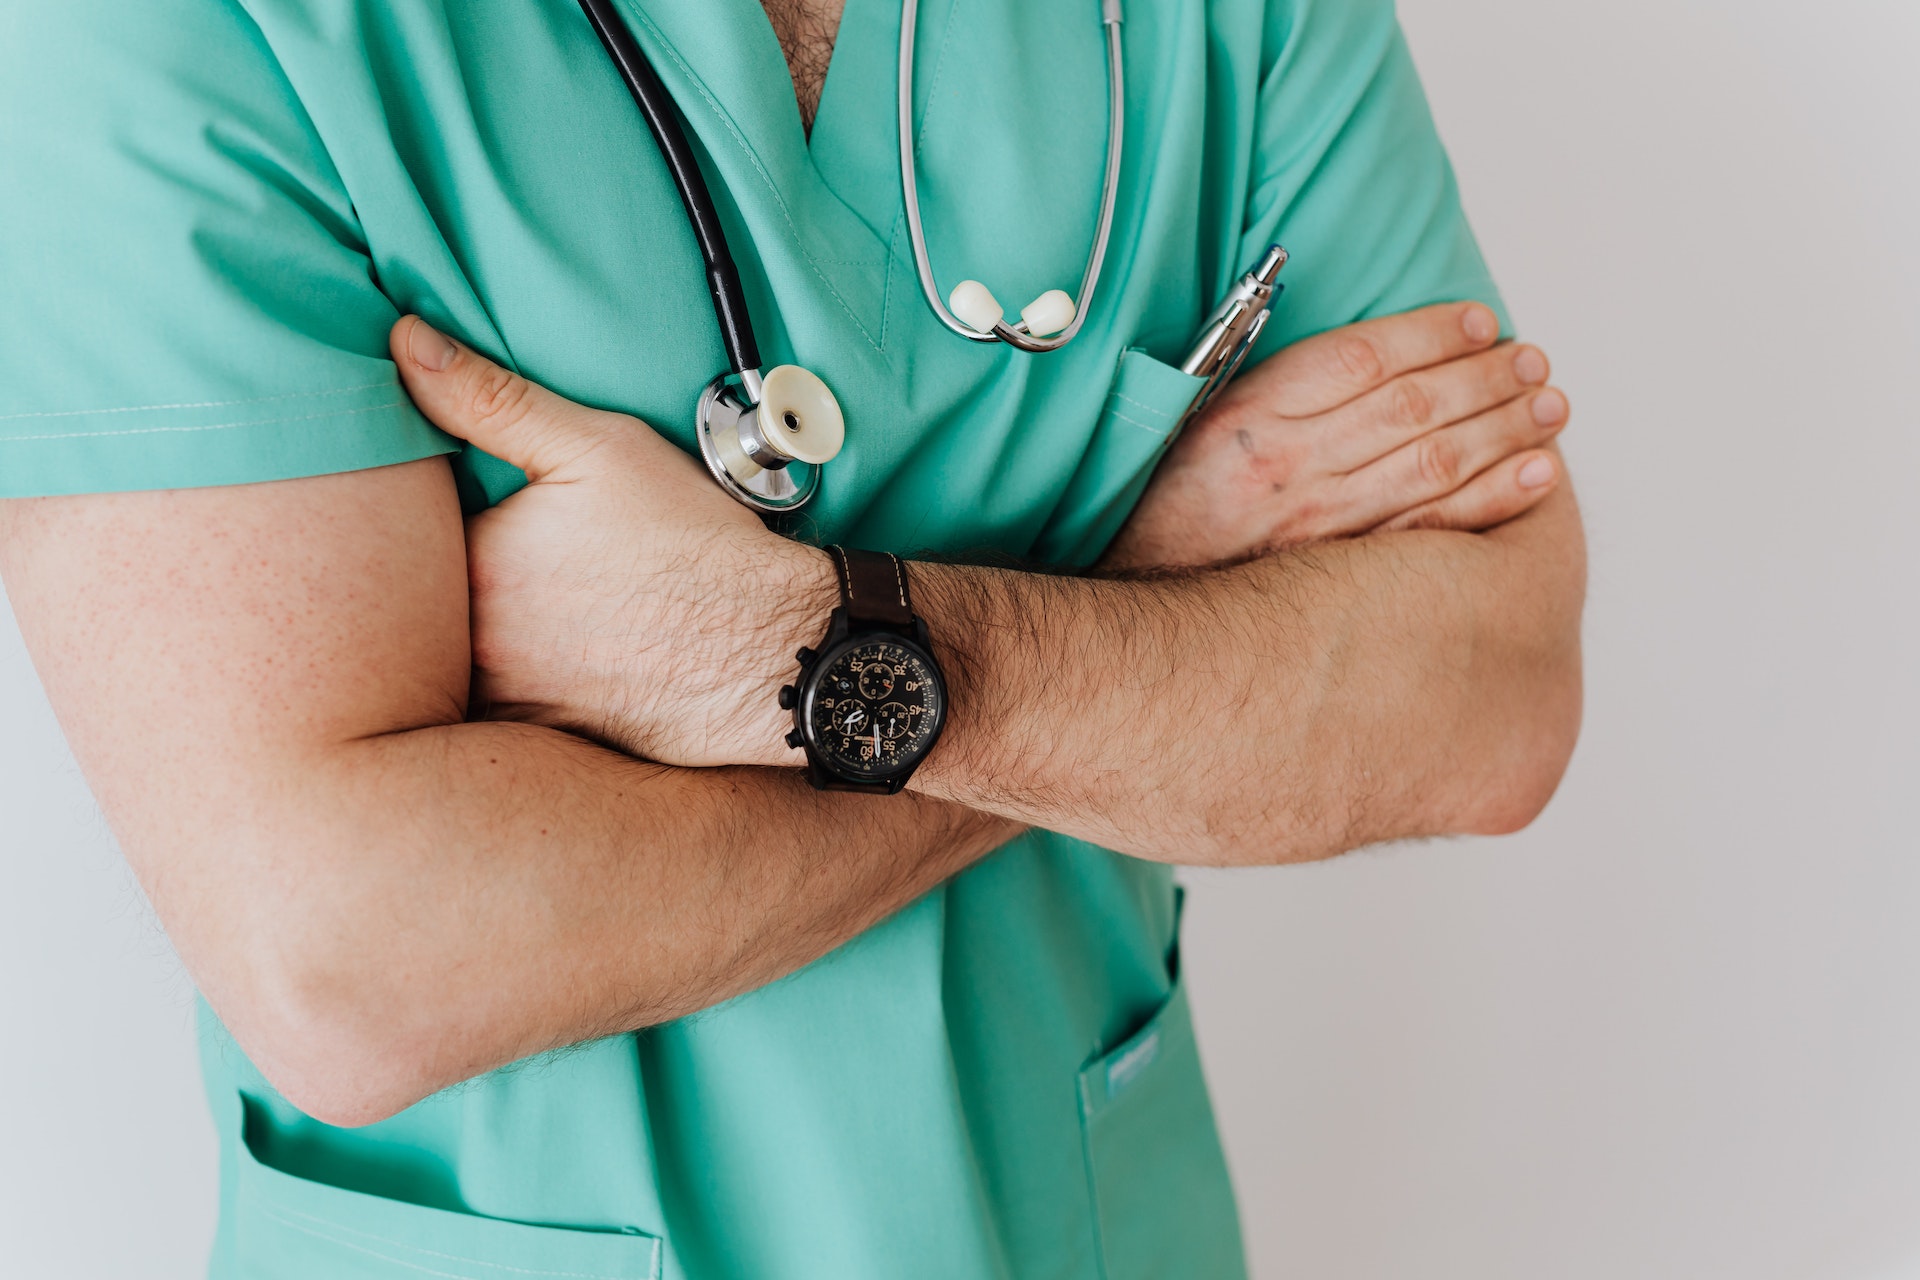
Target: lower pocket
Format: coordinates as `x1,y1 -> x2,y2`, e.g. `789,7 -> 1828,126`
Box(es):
226,1096 -> 661,1280
1079,971 -> 1246,1280
1033,348 -> 1207,568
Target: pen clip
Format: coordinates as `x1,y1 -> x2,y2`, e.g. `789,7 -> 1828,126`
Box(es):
1215,303 -> 1272,393
1185,285 -> 1280,423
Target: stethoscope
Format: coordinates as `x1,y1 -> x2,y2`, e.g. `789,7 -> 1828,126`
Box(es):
576,0 -> 1127,514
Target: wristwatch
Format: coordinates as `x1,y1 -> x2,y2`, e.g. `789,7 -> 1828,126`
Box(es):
779,546 -> 949,793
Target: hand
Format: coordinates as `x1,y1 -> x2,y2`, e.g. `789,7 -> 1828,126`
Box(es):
1104,303 -> 1570,571
390,317 -> 834,768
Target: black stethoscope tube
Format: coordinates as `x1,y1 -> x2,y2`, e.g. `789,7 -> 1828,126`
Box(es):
574,0 -> 762,378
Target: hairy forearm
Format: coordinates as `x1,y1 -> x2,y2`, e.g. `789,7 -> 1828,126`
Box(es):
905,484 -> 1586,865
200,721 -> 1014,1125
0,467 -> 1017,1129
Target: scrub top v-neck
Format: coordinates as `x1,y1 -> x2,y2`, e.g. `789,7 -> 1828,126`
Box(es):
0,2 -> 1507,1277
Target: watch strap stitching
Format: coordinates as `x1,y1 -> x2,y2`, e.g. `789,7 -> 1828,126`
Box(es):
828,546 -> 914,627
828,545 -> 853,610
887,553 -> 909,613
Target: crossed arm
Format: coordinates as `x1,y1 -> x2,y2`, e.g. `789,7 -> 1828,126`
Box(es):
912,492 -> 1583,859
0,462 -> 1024,1123
0,305 -> 1582,1125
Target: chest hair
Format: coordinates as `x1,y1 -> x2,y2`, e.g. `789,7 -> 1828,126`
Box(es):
761,0 -> 848,132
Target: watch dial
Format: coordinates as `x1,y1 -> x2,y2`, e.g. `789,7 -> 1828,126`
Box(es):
806,639 -> 945,780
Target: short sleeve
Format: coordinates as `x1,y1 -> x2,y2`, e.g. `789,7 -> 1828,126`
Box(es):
0,1 -> 454,499
1237,0 -> 1509,360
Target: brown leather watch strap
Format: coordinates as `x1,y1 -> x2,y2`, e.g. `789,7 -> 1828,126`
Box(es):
826,546 -> 915,629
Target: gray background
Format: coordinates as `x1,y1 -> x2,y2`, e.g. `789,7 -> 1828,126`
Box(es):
3,0 -> 1916,1275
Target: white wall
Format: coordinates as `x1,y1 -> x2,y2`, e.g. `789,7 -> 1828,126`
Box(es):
1183,1 -> 1920,1276
3,1 -> 1917,1276
0,610 -> 215,1269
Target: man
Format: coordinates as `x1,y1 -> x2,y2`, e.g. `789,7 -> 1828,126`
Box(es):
0,1 -> 1582,1276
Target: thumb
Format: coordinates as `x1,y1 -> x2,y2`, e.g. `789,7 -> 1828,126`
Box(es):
391,316 -> 605,480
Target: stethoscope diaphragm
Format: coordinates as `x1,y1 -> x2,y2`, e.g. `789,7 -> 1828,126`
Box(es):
696,365 -> 845,514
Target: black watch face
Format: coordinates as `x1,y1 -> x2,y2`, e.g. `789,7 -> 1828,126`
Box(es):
803,637 -> 946,781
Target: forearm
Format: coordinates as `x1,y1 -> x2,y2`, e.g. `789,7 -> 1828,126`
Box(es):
380,314 -> 1581,878
209,722 -> 1014,1125
906,483 -> 1585,865
0,464 -> 1016,1127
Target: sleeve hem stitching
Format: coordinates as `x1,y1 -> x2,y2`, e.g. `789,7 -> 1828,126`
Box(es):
0,380 -> 396,424
0,399 -> 413,445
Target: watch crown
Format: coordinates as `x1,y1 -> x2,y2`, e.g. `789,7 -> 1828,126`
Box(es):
777,685 -> 797,710
785,729 -> 806,750
796,646 -> 817,666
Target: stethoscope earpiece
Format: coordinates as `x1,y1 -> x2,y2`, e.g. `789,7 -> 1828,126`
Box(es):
948,282 -> 1079,341
948,280 -> 1005,334
903,0 -> 1126,354
1019,290 -> 1077,339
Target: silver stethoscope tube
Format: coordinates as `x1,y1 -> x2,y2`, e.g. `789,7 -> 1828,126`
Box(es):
579,0 -> 1131,518
899,0 -> 1126,353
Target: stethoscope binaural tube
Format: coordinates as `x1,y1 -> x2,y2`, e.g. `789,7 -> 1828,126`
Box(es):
898,0 -> 1127,353
575,0 -> 842,513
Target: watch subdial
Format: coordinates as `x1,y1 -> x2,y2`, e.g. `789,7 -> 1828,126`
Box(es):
856,663 -> 896,700
877,702 -> 912,740
830,701 -> 871,735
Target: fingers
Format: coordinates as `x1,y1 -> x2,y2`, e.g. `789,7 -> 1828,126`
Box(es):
1321,341 -> 1552,472
1376,449 -> 1562,534
1338,385 -> 1570,531
390,316 -> 607,480
1242,301 -> 1503,418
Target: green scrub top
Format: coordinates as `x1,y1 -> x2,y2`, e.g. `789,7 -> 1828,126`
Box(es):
0,1 -> 1505,1276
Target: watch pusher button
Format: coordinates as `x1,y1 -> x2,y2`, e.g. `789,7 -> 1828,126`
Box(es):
796,646 -> 817,665
778,685 -> 797,710
785,729 -> 806,750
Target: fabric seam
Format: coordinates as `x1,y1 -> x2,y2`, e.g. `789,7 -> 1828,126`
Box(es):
0,400 -> 412,445
250,1201 -> 652,1280
1110,391 -> 1184,421
1102,405 -> 1174,437
0,381 -> 394,424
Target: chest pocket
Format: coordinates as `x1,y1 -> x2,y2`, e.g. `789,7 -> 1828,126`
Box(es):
1033,350 -> 1206,568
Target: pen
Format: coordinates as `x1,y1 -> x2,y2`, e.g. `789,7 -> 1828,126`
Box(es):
1178,244 -> 1289,425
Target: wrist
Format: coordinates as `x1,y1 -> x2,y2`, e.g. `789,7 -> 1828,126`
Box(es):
736,539 -> 840,768
894,561 -> 1001,798
770,549 -> 962,792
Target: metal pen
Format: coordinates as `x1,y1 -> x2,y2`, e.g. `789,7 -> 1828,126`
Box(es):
1178,244 -> 1289,425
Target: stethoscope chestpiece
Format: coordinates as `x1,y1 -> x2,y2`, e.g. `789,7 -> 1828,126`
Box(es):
696,365 -> 845,514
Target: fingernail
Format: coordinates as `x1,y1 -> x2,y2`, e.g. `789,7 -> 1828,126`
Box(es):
1462,305 -> 1498,344
1513,347 -> 1549,385
408,318 -> 457,372
1518,455 -> 1557,489
1531,389 -> 1569,426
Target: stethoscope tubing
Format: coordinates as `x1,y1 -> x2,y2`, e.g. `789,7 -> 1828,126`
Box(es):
575,0 -> 763,379
898,0 -> 1127,352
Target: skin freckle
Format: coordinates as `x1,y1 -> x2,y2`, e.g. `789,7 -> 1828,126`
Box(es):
1240,449 -> 1289,496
